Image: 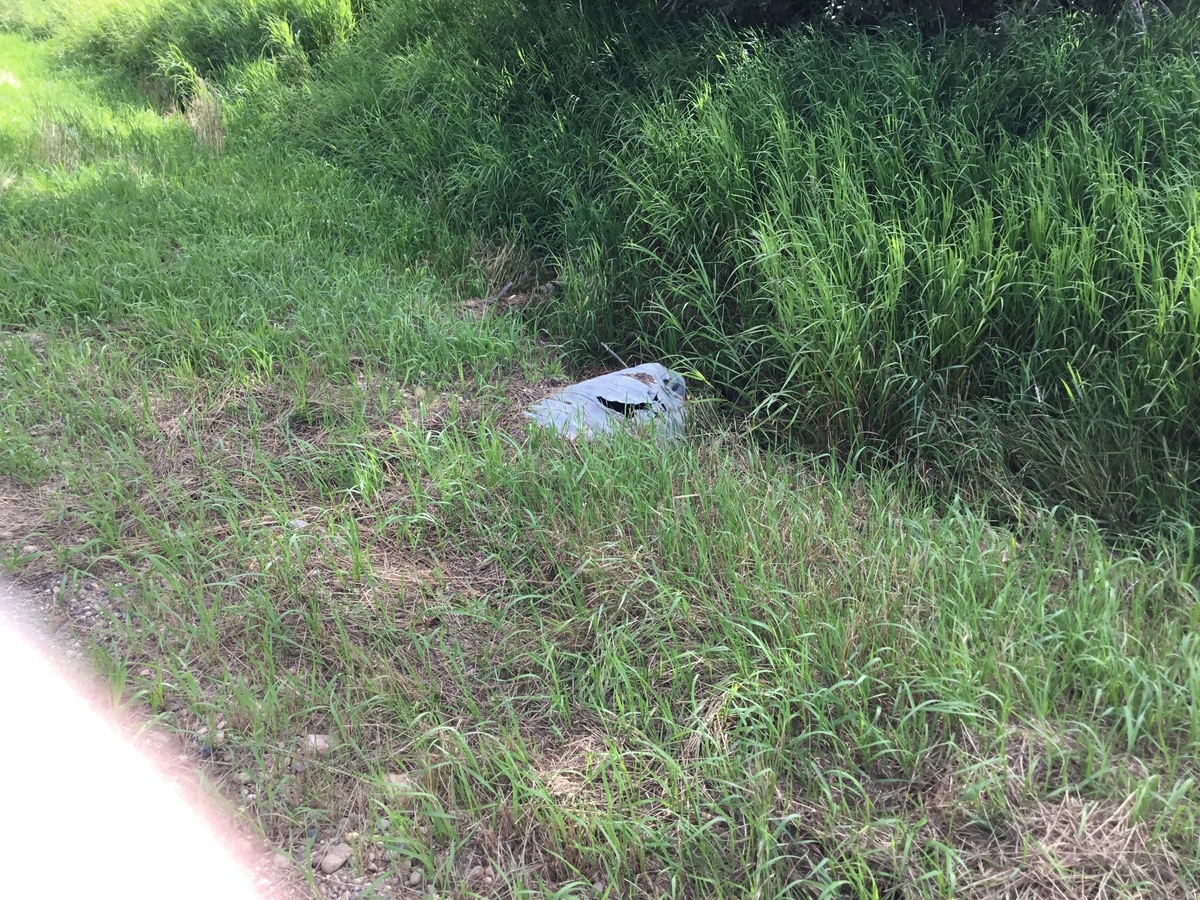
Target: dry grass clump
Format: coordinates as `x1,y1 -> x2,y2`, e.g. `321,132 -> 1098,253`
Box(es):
907,730 -> 1188,899
185,81 -> 224,153
36,118 -> 80,169
963,794 -> 1184,899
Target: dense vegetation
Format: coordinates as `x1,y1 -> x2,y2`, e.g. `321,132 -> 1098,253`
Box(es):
6,0 -> 1198,531
1,1 -> 1198,897
295,1 -> 1200,533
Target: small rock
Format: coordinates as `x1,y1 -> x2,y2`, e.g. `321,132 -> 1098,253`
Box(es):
214,730 -> 226,745
407,869 -> 423,888
305,827 -> 320,842
304,734 -> 332,755
235,771 -> 253,784
21,545 -> 37,555
319,842 -> 353,875
271,853 -> 291,869
216,719 -> 227,730
345,831 -> 359,842
383,772 -> 414,805
140,668 -> 152,677
0,530 -> 14,540
288,518 -> 308,531
592,881 -> 605,895
468,865 -> 483,881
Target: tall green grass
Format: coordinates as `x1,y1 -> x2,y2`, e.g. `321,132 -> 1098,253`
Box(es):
3,19 -> 1198,897
15,0 -> 1200,529
290,3 -> 1200,531
58,0 -> 355,78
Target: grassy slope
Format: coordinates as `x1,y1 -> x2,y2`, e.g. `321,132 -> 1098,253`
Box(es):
2,19 -> 1199,900
286,2 -> 1200,533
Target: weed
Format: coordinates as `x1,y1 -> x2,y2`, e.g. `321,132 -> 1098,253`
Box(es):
277,2 -> 1200,530
1,8 -> 1198,899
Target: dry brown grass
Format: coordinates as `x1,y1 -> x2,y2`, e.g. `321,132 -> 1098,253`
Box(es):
36,118 -> 80,170
0,482 -> 40,546
186,82 -> 225,154
963,794 -> 1184,898
468,241 -> 537,297
899,729 -> 1188,899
